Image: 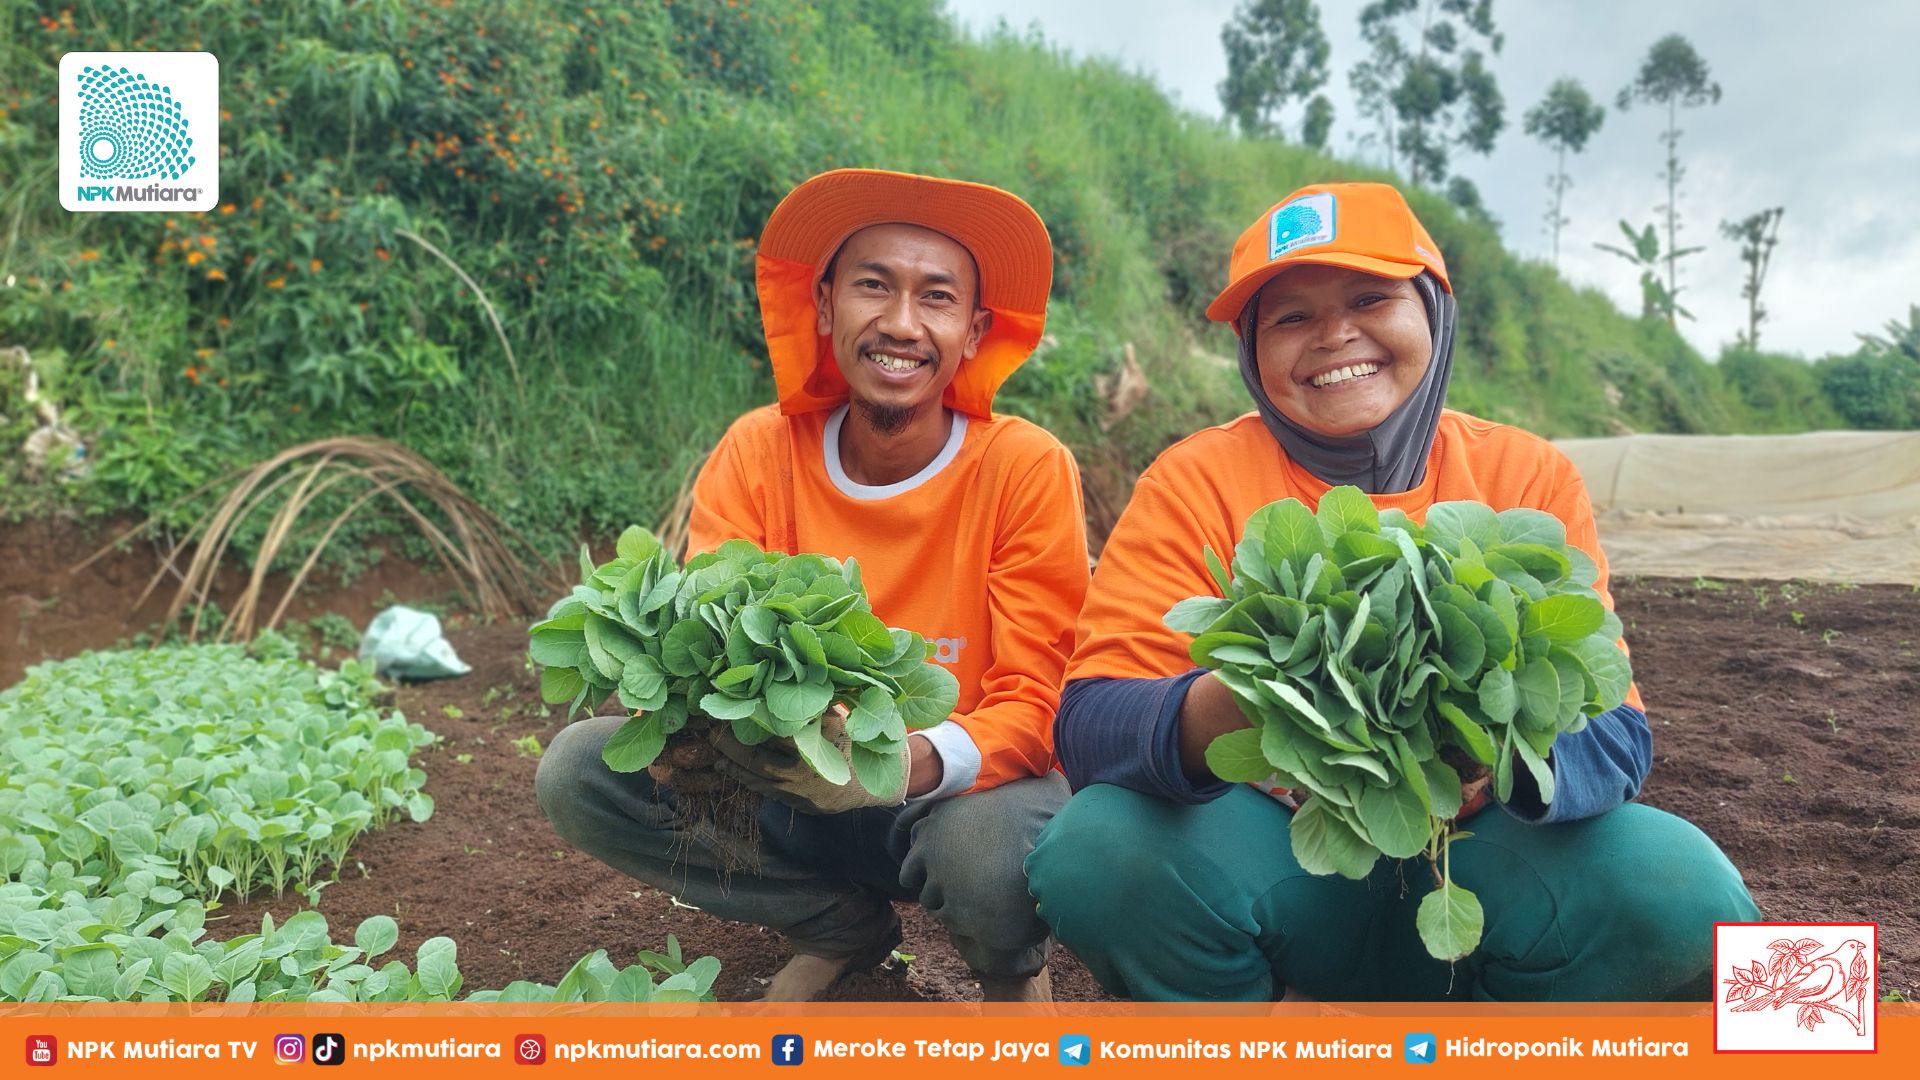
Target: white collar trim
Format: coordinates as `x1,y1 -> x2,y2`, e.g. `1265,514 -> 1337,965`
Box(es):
823,404 -> 969,500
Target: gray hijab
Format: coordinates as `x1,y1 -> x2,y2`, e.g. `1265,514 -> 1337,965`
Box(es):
1235,270 -> 1457,495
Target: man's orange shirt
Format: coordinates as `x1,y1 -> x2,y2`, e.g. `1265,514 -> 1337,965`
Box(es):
689,404 -> 1090,793
1069,410 -> 1643,712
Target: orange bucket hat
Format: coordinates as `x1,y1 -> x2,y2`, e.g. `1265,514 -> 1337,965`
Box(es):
755,168 -> 1052,418
1205,182 -> 1450,327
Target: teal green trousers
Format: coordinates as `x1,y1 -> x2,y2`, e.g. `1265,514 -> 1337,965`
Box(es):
1025,784 -> 1761,1002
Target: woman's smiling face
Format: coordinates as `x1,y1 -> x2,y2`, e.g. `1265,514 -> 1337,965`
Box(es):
1252,263 -> 1433,438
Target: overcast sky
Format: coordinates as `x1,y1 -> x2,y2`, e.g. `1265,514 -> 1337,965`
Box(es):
945,0 -> 1920,359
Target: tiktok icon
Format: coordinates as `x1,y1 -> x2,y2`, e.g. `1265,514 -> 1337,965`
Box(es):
311,1033 -> 347,1066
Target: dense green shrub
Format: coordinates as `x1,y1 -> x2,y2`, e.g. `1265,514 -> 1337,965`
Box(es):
1815,349 -> 1918,430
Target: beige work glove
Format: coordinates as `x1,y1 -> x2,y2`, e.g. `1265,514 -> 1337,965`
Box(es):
707,704 -> 909,814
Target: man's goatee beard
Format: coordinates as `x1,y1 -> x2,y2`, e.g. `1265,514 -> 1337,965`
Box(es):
855,398 -> 916,437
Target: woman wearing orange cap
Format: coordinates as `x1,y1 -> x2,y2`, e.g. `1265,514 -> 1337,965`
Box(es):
1025,182 -> 1761,1001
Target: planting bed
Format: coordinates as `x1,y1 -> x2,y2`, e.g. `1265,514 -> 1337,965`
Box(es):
4,522 -> 1916,1000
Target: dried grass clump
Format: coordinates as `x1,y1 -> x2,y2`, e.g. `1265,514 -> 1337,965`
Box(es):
77,436 -> 558,642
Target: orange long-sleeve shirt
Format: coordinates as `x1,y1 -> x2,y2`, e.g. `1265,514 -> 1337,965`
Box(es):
1068,409 -> 1643,712
688,403 -> 1090,793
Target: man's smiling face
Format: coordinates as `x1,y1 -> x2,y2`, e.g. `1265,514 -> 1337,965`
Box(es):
815,222 -> 991,432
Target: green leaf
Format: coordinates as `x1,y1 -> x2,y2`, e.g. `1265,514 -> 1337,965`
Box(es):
1165,596 -> 1233,635
1424,501 -> 1501,554
851,742 -> 907,799
162,951 -> 214,1002
818,631 -> 866,669
698,692 -> 761,721
739,606 -> 781,646
1513,732 -> 1556,805
354,916 -> 399,961
1259,677 -> 1337,738
1204,727 -> 1271,783
1416,880 -> 1485,961
1387,527 -> 1439,627
1421,758 -> 1464,819
636,570 -> 682,616
1435,700 -> 1497,765
1549,647 -> 1591,722
765,677 -> 834,727
415,937 -> 461,1000
528,625 -> 589,669
1314,485 -> 1380,543
1564,637 -> 1632,713
1514,658 -> 1562,729
1324,751 -> 1393,786
616,654 -> 668,712
1522,595 -> 1606,643
894,663 -> 959,729
1494,507 -> 1566,548
846,686 -> 906,743
1433,603 -> 1487,677
539,664 -> 586,706
1289,798 -> 1378,880
837,610 -> 895,657
660,620 -> 715,677
1259,499 -> 1325,582
1476,665 -> 1517,725
1204,545 -> 1234,595
1494,725 -> 1516,802
1356,781 -> 1429,859
616,526 -> 662,563
600,713 -> 667,772
792,717 -> 852,785
787,621 -> 828,667
1389,732 -> 1431,815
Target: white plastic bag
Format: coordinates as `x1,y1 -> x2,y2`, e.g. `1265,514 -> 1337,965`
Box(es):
358,605 -> 471,680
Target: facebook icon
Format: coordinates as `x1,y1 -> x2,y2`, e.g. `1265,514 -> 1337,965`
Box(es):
771,1035 -> 805,1066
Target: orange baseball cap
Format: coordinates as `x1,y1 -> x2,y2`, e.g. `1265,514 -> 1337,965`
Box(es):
1205,182 -> 1450,326
754,168 -> 1052,418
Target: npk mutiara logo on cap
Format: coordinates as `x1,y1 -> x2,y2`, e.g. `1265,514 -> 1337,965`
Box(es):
1268,191 -> 1336,260
60,52 -> 218,213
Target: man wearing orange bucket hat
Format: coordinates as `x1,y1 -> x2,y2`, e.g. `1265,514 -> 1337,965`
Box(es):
1024,182 -> 1761,1001
538,170 -> 1087,1001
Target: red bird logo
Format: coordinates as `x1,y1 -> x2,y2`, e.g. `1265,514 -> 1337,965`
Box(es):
1724,937 -> 1871,1035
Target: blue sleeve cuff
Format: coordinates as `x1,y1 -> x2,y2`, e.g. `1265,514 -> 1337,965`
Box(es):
906,720 -> 980,804
1055,670 -> 1233,805
1499,704 -> 1653,825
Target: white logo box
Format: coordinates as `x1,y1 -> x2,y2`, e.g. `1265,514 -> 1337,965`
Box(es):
1714,921 -> 1877,1053
60,51 -> 219,213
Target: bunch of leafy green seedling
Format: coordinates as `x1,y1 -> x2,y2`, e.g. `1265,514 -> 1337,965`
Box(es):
531,527 -> 959,804
1165,487 -> 1632,961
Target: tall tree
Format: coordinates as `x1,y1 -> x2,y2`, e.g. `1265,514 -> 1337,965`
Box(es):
1523,78 -> 1605,268
1857,304 -> 1920,365
1219,0 -> 1333,146
1617,34 -> 1721,327
1596,219 -> 1696,323
1347,0 -> 1505,186
1719,207 -> 1784,350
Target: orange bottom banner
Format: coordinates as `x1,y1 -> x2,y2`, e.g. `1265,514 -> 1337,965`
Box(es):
5,1003 -> 1917,1077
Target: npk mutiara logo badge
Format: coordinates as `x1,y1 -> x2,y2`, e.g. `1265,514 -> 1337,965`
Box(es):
61,52 -> 218,213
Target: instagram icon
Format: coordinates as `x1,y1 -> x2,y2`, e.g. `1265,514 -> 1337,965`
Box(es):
274,1034 -> 306,1064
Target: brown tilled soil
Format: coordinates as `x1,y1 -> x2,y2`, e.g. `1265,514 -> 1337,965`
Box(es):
4,520 -> 1917,999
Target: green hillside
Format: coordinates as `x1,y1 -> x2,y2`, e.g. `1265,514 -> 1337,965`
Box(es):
0,0 -> 1870,556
